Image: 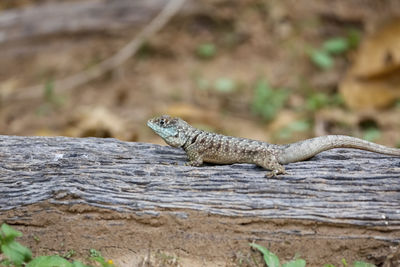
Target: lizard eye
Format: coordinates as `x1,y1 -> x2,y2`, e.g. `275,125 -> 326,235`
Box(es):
159,119 -> 165,126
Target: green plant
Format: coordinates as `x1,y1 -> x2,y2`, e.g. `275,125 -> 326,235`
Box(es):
37,79 -> 65,115
308,30 -> 360,70
89,249 -> 115,267
43,79 -> 65,106
324,261 -> 376,267
346,28 -> 362,49
155,252 -> 179,265
276,120 -> 311,140
306,92 -> 344,111
362,128 -> 381,142
63,250 -> 76,259
322,38 -> 350,55
309,49 -> 334,70
32,235 -> 40,243
196,43 -> 217,59
250,243 -> 305,267
0,224 -> 32,266
395,99 -> 400,109
0,223 -> 115,267
251,78 -> 289,121
250,243 -> 376,267
306,92 -> 330,111
136,42 -> 156,59
214,77 -> 238,93
26,255 -> 89,267
194,76 -> 210,91
353,261 -> 376,267
192,72 -> 239,93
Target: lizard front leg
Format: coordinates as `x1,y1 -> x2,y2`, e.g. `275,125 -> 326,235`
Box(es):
184,145 -> 204,166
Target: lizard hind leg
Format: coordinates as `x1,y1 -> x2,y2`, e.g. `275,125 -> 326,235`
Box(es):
256,156 -> 286,177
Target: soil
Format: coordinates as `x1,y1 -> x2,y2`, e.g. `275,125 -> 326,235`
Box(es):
2,203 -> 398,267
1,0 -> 400,266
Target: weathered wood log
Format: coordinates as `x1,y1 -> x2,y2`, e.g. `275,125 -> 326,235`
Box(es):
1,135 -> 399,231
0,0 -> 197,43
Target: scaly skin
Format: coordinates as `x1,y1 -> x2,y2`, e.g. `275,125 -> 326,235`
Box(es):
147,115 -> 400,176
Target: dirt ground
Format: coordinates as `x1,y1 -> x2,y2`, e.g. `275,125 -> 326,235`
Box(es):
2,202 -> 399,267
1,0 -> 400,266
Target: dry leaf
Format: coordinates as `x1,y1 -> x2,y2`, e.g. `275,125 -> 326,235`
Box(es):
340,71 -> 400,109
352,18 -> 400,78
340,18 -> 400,110
64,106 -> 137,141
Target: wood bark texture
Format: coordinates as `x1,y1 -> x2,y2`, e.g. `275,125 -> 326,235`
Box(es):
0,135 -> 400,230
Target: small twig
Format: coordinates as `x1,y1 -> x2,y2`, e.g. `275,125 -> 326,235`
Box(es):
8,0 -> 186,101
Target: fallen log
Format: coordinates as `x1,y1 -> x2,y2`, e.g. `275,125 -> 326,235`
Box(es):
1,135 -> 399,228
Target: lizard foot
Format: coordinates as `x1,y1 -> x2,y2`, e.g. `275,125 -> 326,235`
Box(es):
265,169 -> 287,178
185,160 -> 203,167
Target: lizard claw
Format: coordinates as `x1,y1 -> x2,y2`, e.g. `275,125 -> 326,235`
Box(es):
266,172 -> 276,178
266,171 -> 278,178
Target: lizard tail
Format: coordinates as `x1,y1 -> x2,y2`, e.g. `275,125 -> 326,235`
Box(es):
277,135 -> 400,164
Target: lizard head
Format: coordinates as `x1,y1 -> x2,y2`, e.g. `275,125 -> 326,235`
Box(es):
147,115 -> 190,147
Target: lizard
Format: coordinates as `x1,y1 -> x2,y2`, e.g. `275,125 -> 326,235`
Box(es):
147,115 -> 400,177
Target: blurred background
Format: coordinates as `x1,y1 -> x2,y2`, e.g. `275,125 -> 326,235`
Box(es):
0,0 -> 400,147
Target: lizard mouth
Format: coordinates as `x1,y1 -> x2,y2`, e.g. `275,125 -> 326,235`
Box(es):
147,120 -> 157,131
